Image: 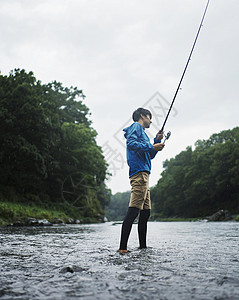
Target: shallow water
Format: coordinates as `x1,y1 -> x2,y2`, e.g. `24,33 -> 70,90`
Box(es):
0,221 -> 239,300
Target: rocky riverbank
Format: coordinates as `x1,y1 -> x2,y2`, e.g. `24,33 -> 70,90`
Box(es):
206,209 -> 235,221
7,217 -> 81,227
0,200 -> 105,226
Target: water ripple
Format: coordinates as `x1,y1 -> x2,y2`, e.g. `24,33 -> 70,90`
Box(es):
0,222 -> 239,299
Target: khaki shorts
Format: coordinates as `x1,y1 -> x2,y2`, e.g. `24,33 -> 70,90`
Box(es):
129,171 -> 151,210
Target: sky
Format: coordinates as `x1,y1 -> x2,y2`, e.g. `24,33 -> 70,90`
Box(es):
1,0 -> 238,194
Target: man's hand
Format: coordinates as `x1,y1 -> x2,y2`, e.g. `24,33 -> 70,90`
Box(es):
153,143 -> 165,151
156,131 -> 164,141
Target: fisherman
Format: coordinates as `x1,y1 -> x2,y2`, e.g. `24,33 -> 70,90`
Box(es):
118,108 -> 165,253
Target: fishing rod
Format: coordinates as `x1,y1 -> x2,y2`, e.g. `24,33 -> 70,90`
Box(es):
160,0 -> 210,140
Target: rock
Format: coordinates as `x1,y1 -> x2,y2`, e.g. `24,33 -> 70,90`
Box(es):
65,218 -> 75,224
11,220 -> 26,227
60,265 -> 89,273
11,218 -> 37,226
60,266 -> 74,273
96,213 -> 104,222
26,218 -> 39,226
37,219 -> 52,226
10,218 -> 52,227
207,210 -> 232,221
50,218 -> 65,225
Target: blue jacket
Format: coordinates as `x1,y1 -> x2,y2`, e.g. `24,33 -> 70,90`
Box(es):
123,122 -> 160,178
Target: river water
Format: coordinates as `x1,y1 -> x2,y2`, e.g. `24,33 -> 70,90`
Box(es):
0,221 -> 239,300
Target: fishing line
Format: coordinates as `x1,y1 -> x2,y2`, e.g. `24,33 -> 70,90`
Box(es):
160,0 -> 210,134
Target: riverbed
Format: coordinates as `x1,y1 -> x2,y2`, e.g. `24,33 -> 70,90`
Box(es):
0,221 -> 238,300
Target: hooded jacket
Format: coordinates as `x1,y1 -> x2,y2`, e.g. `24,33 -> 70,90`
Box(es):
123,122 -> 160,178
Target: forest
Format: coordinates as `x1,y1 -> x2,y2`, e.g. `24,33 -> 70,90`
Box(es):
151,127 -> 239,218
0,69 -> 110,224
106,127 -> 239,221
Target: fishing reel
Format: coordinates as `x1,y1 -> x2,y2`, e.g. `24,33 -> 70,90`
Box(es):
163,131 -> 171,144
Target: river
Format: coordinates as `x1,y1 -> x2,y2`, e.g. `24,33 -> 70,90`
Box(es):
0,221 -> 239,300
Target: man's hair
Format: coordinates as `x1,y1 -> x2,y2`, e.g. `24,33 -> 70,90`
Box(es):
132,108 -> 152,122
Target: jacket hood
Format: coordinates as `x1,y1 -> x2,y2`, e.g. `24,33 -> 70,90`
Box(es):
123,122 -> 145,139
123,123 -> 140,139
123,125 -> 131,138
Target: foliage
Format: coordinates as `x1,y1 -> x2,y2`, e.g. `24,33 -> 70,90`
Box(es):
0,200 -> 68,223
105,191 -> 131,221
151,127 -> 239,218
0,69 -> 110,221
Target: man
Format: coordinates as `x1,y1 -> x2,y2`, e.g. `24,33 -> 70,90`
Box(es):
118,107 -> 165,253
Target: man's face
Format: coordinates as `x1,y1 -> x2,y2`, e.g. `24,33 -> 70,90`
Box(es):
141,114 -> 152,128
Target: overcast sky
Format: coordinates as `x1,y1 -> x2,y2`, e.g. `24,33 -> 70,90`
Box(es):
1,0 -> 238,194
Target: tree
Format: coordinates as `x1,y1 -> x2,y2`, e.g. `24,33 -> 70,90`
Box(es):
105,191 -> 131,221
151,127 -> 239,218
0,69 -> 110,219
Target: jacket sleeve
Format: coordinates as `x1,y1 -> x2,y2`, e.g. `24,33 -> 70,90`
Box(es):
149,137 -> 162,159
127,124 -> 153,152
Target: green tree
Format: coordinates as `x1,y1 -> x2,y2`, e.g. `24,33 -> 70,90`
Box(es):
0,69 -> 110,220
151,127 -> 239,218
105,191 -> 131,221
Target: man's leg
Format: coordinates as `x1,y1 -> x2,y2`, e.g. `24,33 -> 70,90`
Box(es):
118,172 -> 148,252
138,209 -> 150,249
119,207 -> 139,251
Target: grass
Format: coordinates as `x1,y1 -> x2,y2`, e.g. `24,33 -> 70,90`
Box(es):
0,201 -> 72,226
0,188 -> 105,226
0,199 -> 105,226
